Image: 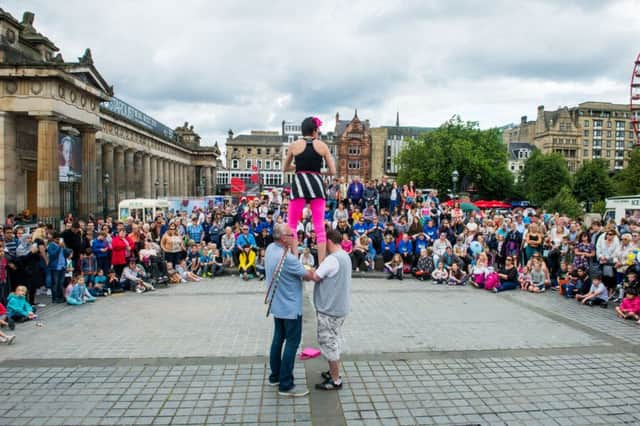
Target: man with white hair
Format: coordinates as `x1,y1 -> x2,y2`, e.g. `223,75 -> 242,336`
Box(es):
266,223 -> 315,397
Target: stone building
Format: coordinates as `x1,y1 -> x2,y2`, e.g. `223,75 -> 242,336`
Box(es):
335,110 -> 372,181
507,142 -> 534,182
0,9 -> 220,222
370,113 -> 433,179
503,102 -> 638,172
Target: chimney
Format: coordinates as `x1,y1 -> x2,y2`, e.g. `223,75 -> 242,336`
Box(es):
520,116 -> 527,124
335,112 -> 339,122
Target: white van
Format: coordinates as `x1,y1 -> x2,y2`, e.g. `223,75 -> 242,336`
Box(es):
603,195 -> 640,224
118,199 -> 170,222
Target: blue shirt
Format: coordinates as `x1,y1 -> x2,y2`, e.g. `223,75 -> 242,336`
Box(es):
187,224 -> 203,243
265,243 -> 306,320
397,240 -> 413,255
237,232 -> 257,248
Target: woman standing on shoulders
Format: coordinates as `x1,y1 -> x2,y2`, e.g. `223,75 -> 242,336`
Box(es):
284,117 -> 336,263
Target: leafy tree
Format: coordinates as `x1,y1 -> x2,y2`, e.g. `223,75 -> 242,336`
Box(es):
518,150 -> 571,206
395,117 -> 514,199
613,149 -> 640,195
544,186 -> 583,218
572,159 -> 613,205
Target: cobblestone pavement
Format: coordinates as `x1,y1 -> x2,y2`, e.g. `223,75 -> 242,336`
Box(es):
1,276 -> 639,425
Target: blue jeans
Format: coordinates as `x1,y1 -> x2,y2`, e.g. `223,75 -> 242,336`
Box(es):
497,281 -> 518,292
269,315 -> 302,392
50,269 -> 66,303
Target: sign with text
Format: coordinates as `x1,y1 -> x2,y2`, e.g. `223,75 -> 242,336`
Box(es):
101,97 -> 176,141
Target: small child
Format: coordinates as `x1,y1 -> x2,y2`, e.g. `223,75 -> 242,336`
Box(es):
299,247 -> 315,270
187,244 -> 201,274
166,262 -> 182,284
6,285 -> 37,329
447,263 -> 466,286
576,274 -> 608,307
556,262 -> 570,293
340,233 -> 353,254
471,252 -> 488,288
615,291 -> 640,320
528,261 -> 546,293
106,269 -> 124,293
177,259 -> 201,282
519,265 -> 532,291
199,245 -> 214,277
385,253 -> 404,280
414,248 -> 434,281
89,269 -> 110,297
80,248 -> 97,286
0,302 -> 16,344
64,250 -> 74,286
67,273 -> 96,305
432,262 -> 449,285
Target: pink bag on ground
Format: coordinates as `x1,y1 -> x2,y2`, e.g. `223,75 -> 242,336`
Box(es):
299,347 -> 321,360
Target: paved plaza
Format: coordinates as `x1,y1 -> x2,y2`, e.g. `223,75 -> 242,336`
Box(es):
1,277 -> 640,425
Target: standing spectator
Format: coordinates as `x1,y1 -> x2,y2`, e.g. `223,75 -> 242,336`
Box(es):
47,233 -> 68,304
187,217 -> 203,244
363,181 -> 378,208
347,176 -> 364,209
377,176 -> 392,211
110,229 -> 130,278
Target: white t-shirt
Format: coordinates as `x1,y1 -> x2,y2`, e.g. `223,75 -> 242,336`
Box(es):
316,255 -> 339,279
590,282 -> 609,302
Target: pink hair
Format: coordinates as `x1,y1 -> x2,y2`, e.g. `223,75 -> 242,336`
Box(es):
312,116 -> 323,128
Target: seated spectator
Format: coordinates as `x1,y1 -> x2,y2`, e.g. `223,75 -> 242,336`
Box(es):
238,244 -> 257,280
177,259 -> 202,282
121,258 -> 156,292
299,247 -> 315,270
220,226 -> 236,267
6,285 -> 36,329
396,233 -> 414,266
471,252 -> 489,288
385,253 -> 403,280
447,263 -> 467,286
576,274 -> 608,307
381,234 -> 396,263
616,290 -> 640,321
493,256 -> 519,293
166,262 -> 183,284
562,266 -> 591,299
351,236 -> 370,272
0,301 -> 16,343
414,248 -> 435,281
106,269 -> 125,293
519,265 -> 532,291
432,232 -> 452,266
66,273 -> 96,305
90,269 -> 110,297
80,248 -> 97,286
527,260 -> 547,293
187,243 -> 201,275
341,233 -> 353,255
432,262 -> 449,284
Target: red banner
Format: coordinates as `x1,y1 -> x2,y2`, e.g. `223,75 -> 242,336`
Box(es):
230,177 -> 245,193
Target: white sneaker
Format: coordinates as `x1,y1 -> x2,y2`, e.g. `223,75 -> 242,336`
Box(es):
135,287 -> 143,294
46,289 -> 52,297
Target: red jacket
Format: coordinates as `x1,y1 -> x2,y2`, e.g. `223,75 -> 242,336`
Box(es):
111,236 -> 129,266
0,302 -> 6,316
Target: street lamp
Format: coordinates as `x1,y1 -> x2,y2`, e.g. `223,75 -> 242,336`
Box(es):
154,179 -> 160,199
163,179 -> 168,197
451,169 -> 459,199
103,173 -> 110,218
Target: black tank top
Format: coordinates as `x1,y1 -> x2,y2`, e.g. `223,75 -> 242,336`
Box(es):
294,138 -> 322,173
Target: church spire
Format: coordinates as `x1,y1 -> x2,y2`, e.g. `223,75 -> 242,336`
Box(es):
396,111 -> 399,127
354,108 -> 358,119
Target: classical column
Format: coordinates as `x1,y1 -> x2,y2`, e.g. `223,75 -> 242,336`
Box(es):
142,154 -> 152,198
187,166 -> 194,196
102,143 -> 115,215
151,156 -> 159,198
180,164 -> 186,196
95,139 -> 103,214
125,149 -> 135,199
0,112 -> 18,219
36,116 -> 60,222
79,127 -> 98,217
114,146 -> 125,205
162,159 -> 169,197
170,162 -> 177,196
133,152 -> 143,198
205,167 -> 212,195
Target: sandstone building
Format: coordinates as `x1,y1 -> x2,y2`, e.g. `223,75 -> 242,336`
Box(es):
503,102 -> 637,172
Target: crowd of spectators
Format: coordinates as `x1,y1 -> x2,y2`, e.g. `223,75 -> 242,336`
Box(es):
1,175 -> 639,345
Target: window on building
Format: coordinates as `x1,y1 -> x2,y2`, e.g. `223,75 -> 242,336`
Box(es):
583,130 -> 588,137
583,149 -> 588,156
616,121 -> 625,130
257,160 -> 263,169
386,145 -> 392,156
247,148 -> 252,154
231,159 -> 239,169
246,159 -> 252,169
264,160 -> 271,170
594,120 -> 602,128
584,120 -> 589,127
348,146 -> 361,156
385,159 -> 392,171
275,148 -> 280,154
606,150 -> 611,157
630,131 -> 634,139
607,121 -> 612,128
257,148 -> 262,155
266,148 -> 271,155
593,130 -> 602,137
553,138 -> 557,143
233,147 -> 238,154
583,139 -> 589,146
606,140 -> 611,148
348,160 -> 360,170
273,160 -> 281,170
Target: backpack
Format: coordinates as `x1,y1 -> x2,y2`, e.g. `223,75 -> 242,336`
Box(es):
484,272 -> 500,291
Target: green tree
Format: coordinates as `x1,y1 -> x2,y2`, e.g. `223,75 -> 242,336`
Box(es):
572,159 -> 613,207
518,150 -> 571,206
395,117 -> 514,199
544,186 -> 583,217
613,149 -> 640,195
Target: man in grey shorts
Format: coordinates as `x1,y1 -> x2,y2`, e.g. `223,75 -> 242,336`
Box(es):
311,229 -> 352,390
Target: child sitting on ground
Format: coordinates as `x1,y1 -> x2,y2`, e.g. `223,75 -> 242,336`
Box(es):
198,244 -> 213,277
576,274 -> 608,307
470,252 -> 489,288
556,262 -> 570,294
447,262 -> 467,286
615,290 -> 640,321
414,248 -> 435,281
106,269 -> 124,293
519,265 -> 532,291
528,261 -> 546,293
80,248 -> 97,287
0,302 -> 16,344
177,259 -> 201,282
67,273 -> 96,305
6,285 -> 37,329
90,269 -> 110,297
432,262 -> 449,285
385,253 -> 404,280
166,262 -> 183,284
340,233 -> 353,255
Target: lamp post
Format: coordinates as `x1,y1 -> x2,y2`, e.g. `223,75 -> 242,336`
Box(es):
451,169 -> 459,200
67,171 -> 76,217
154,179 -> 160,199
103,173 -> 110,218
163,179 -> 168,197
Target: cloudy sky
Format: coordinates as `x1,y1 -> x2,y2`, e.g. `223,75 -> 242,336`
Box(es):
5,0 -> 639,150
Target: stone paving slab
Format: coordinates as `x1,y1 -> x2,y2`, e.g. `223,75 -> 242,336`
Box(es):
0,363 -> 309,426
339,353 -> 640,425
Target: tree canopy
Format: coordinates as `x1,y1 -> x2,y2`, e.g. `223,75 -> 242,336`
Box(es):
517,150 -> 572,206
572,159 -> 614,204
395,117 -> 514,199
613,149 -> 640,195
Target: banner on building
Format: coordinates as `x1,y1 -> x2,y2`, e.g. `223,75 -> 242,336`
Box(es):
58,133 -> 82,182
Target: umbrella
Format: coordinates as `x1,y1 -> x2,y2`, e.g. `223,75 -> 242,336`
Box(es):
460,202 -> 479,212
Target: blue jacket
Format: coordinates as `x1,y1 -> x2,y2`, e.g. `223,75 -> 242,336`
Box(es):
7,293 -> 33,318
414,238 -> 428,255
91,239 -> 109,258
47,242 -> 70,271
423,225 -> 438,242
347,182 -> 364,201
236,233 -> 257,249
397,240 -> 413,255
381,241 -> 396,255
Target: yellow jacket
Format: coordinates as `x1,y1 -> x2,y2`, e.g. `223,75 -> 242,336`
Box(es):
238,249 -> 256,270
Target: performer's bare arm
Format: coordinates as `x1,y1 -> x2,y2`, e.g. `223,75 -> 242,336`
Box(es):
283,143 -> 296,172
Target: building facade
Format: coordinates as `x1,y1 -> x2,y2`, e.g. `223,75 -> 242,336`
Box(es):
507,142 -> 534,182
335,110 -> 372,181
0,9 -> 220,222
503,102 -> 638,172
